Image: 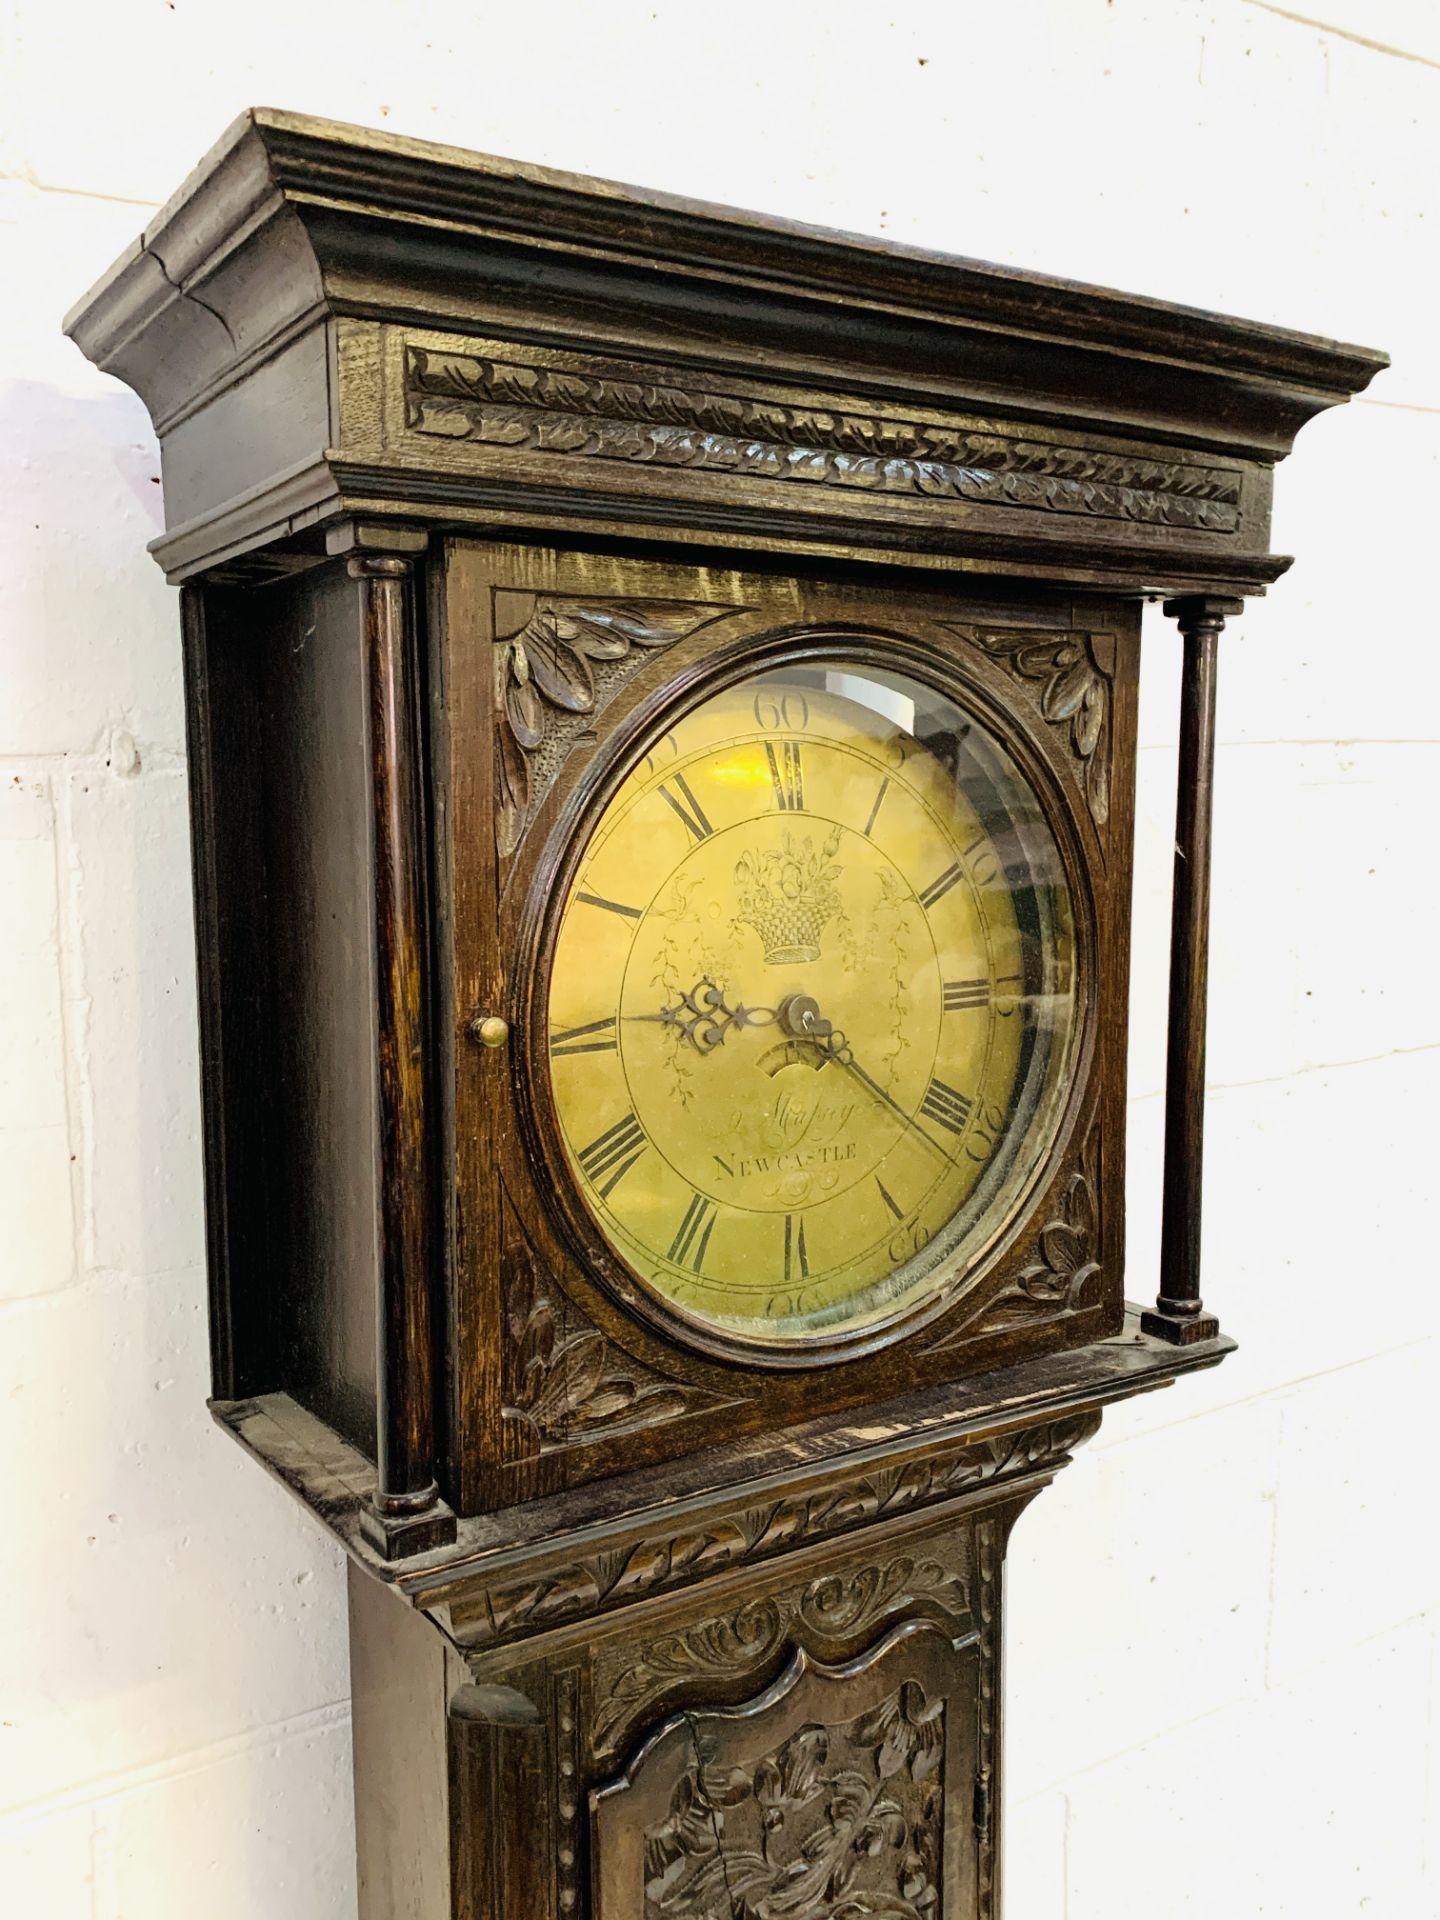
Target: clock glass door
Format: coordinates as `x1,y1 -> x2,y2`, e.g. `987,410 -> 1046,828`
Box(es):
544,653 -> 1079,1353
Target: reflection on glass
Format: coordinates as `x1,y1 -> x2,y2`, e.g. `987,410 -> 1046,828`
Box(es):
545,655 -> 1077,1348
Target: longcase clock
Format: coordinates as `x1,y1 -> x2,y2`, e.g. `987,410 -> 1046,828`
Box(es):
65,110 -> 1386,1919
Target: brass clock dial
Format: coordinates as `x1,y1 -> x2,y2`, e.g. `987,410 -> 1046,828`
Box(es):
545,658 -> 1078,1351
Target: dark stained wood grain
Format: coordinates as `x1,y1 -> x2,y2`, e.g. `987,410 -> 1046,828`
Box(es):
446,1667 -> 554,1920
347,1464 -> 1050,1920
423,544 -> 509,1506
349,1561 -> 455,1920
63,111 -> 1386,593
182,567 -> 385,1442
213,1315 -> 1224,1621
434,542 -> 1133,1513
350,550 -> 456,1553
264,565 -> 387,1455
1143,595 -> 1241,1347
66,111 -> 1378,1920
180,584 -> 271,1401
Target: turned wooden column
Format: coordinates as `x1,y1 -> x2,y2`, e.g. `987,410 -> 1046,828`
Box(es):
1143,594 -> 1242,1345
349,543 -> 456,1556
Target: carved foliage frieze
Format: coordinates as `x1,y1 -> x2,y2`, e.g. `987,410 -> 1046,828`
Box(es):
493,591 -> 734,854
591,1544 -> 971,1761
799,1554 -> 970,1642
593,1598 -> 788,1759
407,344 -> 1243,538
501,1197 -> 725,1450
452,1412 -> 1099,1651
947,624 -> 1115,828
641,1674 -> 945,1919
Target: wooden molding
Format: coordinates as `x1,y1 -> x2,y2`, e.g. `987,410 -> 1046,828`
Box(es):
64,110 -> 1386,589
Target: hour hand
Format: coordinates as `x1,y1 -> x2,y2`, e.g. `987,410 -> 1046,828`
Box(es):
642,978 -> 778,1055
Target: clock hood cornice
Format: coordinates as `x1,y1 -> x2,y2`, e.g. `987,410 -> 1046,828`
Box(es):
64,108 -> 1387,588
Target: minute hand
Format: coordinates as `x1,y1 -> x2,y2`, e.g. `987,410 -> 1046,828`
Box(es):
825,1036 -> 954,1165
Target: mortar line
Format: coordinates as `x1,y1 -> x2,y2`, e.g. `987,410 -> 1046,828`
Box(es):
1357,396 -> 1440,418
1015,1601 -> 1440,1801
0,1260 -> 206,1314
1240,0 -> 1440,70
48,766 -> 89,1291
0,1699 -> 352,1830
1017,1605 -> 1434,1802
1136,738 -> 1440,751
1092,1333 -> 1440,1455
1128,1038 -> 1440,1102
3,173 -> 161,212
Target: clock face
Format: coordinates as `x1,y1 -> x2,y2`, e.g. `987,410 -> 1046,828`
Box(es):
544,657 -> 1078,1352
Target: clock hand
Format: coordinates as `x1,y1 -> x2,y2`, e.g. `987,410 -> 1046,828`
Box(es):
832,1051 -> 952,1164
634,982 -> 947,1180
636,978 -> 782,1055
775,994 -> 953,1166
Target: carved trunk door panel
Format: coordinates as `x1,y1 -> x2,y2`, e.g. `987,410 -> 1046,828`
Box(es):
591,1621 -> 978,1919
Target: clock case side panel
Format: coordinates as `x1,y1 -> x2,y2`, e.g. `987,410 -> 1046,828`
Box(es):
434,539 -> 1136,1515
185,563 -> 384,1458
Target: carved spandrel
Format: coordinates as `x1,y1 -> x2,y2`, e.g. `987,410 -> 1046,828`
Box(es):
499,1186 -> 731,1452
942,624 -> 1115,831
939,1124 -> 1104,1346
493,590 -> 737,855
592,1624 -> 968,1920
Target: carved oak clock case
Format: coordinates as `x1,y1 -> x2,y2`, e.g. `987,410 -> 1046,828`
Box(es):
445,543 -> 1133,1514
65,110 -> 1384,1919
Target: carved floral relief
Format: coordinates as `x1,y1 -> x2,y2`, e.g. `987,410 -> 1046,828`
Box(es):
501,1205 -> 725,1449
493,592 -> 735,853
945,625 -> 1115,829
451,1413 -> 1099,1651
959,1125 -> 1104,1340
641,1678 -> 945,1920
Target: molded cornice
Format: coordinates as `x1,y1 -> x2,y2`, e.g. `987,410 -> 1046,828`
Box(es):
65,109 -> 1387,588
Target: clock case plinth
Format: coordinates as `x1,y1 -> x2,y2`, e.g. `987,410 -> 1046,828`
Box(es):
64,109 -> 1383,1920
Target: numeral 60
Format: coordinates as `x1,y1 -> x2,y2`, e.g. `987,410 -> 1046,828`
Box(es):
751,690 -> 810,731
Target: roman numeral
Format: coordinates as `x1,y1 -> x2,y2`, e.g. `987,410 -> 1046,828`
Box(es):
765,739 -> 805,811
668,1192 -> 717,1272
919,1078 -> 973,1137
576,1111 -> 647,1195
576,890 -> 644,920
657,772 -> 714,842
783,1214 -> 810,1286
550,1015 -> 618,1056
963,830 -> 1001,886
863,777 -> 890,838
919,864 -> 963,910
943,978 -> 991,1012
875,1178 -> 905,1223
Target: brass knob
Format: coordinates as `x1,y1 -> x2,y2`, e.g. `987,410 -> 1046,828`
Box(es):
472,1014 -> 510,1049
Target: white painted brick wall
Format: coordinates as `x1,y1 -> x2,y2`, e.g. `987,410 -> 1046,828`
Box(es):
2,5 -> 1434,1914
